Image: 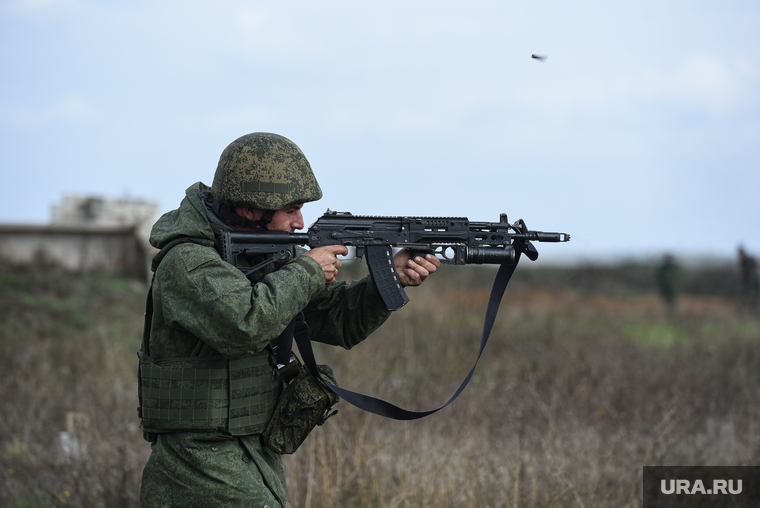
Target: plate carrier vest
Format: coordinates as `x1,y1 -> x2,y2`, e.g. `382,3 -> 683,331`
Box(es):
137,237 -> 281,438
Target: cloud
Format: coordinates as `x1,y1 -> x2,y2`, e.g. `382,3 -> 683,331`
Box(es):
230,6 -> 322,60
5,0 -> 80,14
633,55 -> 752,115
52,95 -> 99,122
0,95 -> 98,128
510,53 -> 757,130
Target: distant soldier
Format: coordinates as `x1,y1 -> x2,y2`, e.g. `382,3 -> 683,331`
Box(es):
656,254 -> 680,314
738,246 -> 759,313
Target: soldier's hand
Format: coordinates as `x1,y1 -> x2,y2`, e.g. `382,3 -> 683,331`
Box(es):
304,245 -> 348,284
394,250 -> 440,287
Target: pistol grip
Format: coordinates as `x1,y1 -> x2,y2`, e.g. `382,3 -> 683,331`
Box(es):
366,245 -> 410,311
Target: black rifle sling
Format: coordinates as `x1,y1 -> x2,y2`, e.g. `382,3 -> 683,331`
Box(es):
293,251 -> 523,420
144,236 -> 523,421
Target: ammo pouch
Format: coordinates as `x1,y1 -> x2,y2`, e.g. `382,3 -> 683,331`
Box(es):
261,360 -> 340,455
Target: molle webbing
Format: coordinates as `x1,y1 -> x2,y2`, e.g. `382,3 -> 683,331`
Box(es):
138,351 -> 280,435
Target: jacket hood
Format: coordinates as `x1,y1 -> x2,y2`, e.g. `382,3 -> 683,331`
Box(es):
149,182 -> 216,250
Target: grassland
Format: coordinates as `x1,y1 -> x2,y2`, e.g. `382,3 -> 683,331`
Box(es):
1,261 -> 758,507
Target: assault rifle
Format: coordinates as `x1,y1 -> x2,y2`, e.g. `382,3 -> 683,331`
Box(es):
218,209 -> 570,312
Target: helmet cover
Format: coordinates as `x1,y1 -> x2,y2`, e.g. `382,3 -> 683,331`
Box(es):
211,132 -> 322,210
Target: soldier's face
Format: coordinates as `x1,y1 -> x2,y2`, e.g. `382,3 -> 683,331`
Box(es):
236,204 -> 305,232
266,204 -> 305,233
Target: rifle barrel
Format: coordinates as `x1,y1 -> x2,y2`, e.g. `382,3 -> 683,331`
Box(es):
514,231 -> 570,242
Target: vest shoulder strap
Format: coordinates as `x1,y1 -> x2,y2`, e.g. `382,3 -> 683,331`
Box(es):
151,236 -> 216,273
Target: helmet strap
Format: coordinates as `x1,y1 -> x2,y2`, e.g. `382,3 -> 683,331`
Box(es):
210,196 -> 275,230
256,210 -> 276,229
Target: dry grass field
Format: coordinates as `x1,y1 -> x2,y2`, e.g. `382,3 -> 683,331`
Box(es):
1,261 -> 758,507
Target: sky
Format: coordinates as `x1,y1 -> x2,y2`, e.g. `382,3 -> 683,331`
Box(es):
1,0 -> 758,265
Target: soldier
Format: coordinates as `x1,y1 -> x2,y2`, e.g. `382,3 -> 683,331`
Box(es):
738,246 -> 759,314
656,253 -> 680,314
137,133 -> 440,507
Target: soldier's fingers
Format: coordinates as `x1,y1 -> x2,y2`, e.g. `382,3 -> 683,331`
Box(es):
325,245 -> 349,256
407,259 -> 429,278
414,254 -> 440,271
403,265 -> 426,286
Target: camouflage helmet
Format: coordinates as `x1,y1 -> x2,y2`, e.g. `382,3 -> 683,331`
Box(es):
211,133 -> 322,210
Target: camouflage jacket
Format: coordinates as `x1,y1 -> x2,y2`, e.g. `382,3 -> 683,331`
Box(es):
139,182 -> 392,508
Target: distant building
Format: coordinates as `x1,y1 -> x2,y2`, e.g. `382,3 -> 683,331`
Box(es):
0,195 -> 158,281
51,195 -> 156,240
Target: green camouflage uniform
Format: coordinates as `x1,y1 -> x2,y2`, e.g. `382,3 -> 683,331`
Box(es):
138,182 -> 392,508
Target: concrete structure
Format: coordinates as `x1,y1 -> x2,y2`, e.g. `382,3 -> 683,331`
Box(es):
0,195 -> 158,281
51,195 -> 156,243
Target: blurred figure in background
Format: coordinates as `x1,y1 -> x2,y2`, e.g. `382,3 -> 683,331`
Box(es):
738,246 -> 759,315
656,253 -> 680,314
